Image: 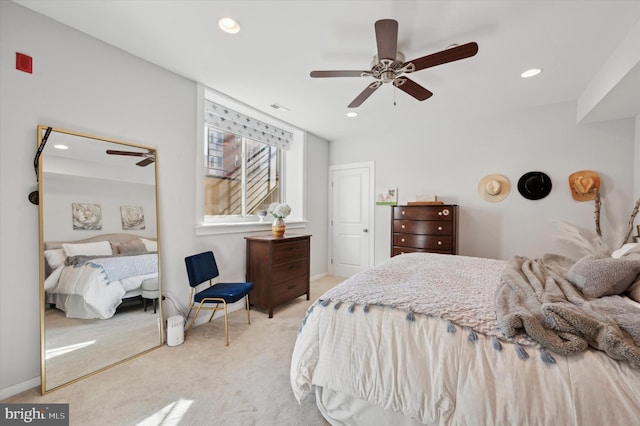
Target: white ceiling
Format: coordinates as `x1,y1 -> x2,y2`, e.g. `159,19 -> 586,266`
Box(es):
13,0 -> 640,142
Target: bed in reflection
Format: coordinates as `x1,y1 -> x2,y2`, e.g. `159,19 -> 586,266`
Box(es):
291,251 -> 640,425
43,233 -> 158,319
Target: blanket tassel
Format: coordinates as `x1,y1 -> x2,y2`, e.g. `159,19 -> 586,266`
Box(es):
406,311 -> 415,322
319,299 -> 330,307
492,336 -> 503,351
467,327 -> 478,344
447,321 -> 456,333
333,301 -> 342,310
540,347 -> 556,364
348,303 -> 356,313
363,304 -> 370,313
515,343 -> 529,360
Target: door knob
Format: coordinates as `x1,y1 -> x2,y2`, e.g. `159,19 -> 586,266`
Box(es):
363,228 -> 369,233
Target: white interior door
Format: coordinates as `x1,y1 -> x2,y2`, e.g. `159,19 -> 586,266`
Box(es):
330,163 -> 374,277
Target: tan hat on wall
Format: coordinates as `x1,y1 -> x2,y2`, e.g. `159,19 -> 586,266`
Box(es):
569,170 -> 600,201
478,174 -> 510,202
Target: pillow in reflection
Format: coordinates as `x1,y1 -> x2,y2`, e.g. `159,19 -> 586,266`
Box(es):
44,248 -> 66,269
140,237 -> 157,252
62,240 -> 112,257
112,239 -> 147,254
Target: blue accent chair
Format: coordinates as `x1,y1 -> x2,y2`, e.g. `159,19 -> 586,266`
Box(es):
184,251 -> 253,345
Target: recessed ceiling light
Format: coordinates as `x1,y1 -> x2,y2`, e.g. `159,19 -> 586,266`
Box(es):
53,144 -> 68,150
346,112 -> 358,118
218,17 -> 240,34
521,68 -> 542,78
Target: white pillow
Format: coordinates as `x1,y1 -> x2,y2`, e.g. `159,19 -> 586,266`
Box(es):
611,243 -> 638,258
44,248 -> 66,269
62,241 -> 112,257
140,238 -> 157,252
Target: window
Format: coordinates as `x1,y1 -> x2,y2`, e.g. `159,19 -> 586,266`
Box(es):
204,126 -> 280,216
203,99 -> 291,219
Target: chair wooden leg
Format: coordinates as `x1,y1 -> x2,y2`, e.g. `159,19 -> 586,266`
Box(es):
246,295 -> 251,324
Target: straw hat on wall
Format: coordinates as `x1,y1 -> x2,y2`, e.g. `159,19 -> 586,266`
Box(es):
569,170 -> 600,201
478,174 -> 510,202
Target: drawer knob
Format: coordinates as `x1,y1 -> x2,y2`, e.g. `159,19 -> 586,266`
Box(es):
401,210 -> 406,215
438,241 -> 442,245
442,209 -> 450,216
401,224 -> 405,229
401,238 -> 405,242
438,226 -> 442,231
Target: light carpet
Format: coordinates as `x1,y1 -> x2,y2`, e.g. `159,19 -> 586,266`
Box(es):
3,276 -> 345,426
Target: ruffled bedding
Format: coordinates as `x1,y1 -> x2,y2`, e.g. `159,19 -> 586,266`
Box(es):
291,252 -> 640,425
45,253 -> 158,319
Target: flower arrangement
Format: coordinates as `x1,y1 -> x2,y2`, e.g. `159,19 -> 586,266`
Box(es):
268,202 -> 291,219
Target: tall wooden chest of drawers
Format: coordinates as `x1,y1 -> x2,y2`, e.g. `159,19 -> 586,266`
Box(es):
245,234 -> 311,318
391,205 -> 458,257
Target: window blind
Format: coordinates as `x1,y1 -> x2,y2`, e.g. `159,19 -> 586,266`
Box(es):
204,100 -> 292,150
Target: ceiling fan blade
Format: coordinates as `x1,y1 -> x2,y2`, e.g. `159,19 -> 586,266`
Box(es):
406,42 -> 478,72
395,77 -> 433,101
310,70 -> 368,78
106,149 -> 144,157
136,158 -> 155,167
348,82 -> 382,108
375,19 -> 398,60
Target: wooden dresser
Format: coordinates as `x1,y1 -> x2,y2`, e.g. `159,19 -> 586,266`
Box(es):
244,234 -> 311,318
391,205 -> 458,257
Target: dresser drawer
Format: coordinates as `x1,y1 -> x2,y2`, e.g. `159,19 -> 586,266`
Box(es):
393,206 -> 454,221
393,234 -> 453,250
272,240 -> 309,265
393,220 -> 452,235
392,247 -> 452,256
272,257 -> 308,283
271,276 -> 308,306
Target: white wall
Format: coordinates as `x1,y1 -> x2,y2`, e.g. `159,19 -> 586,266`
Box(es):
635,115 -> 640,196
0,2 -> 329,397
330,102 -> 636,264
42,173 -> 157,242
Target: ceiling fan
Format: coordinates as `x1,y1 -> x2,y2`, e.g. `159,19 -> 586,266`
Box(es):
106,149 -> 156,167
310,19 -> 478,108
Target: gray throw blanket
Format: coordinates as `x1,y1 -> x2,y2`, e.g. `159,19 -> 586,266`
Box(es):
496,254 -> 640,368
66,252 -> 158,282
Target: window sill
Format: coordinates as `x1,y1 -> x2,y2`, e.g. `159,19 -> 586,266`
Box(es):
195,220 -> 308,236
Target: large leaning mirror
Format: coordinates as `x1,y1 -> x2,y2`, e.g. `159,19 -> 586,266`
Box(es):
37,125 -> 163,394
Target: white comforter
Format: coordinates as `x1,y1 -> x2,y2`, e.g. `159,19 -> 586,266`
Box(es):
45,253 -> 157,319
291,253 -> 640,425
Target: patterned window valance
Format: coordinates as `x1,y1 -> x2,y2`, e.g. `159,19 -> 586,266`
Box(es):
204,100 -> 292,150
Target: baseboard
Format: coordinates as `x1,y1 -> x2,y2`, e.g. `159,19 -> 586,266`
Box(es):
311,272 -> 328,281
0,376 -> 40,400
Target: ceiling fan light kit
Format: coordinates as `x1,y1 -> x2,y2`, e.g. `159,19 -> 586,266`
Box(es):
310,19 -> 478,108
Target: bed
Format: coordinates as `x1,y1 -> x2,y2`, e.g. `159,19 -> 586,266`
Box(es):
43,233 -> 158,319
291,250 -> 640,425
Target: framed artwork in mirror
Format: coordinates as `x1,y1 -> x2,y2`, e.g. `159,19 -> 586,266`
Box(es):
121,205 -> 145,230
72,202 -> 102,230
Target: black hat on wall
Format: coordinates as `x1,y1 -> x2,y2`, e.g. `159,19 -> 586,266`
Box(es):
517,171 -> 552,200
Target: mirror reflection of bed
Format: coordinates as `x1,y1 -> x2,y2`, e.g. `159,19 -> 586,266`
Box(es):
38,126 -> 163,393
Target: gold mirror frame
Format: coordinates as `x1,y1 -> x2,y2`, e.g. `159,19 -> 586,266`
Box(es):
37,125 -> 163,394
